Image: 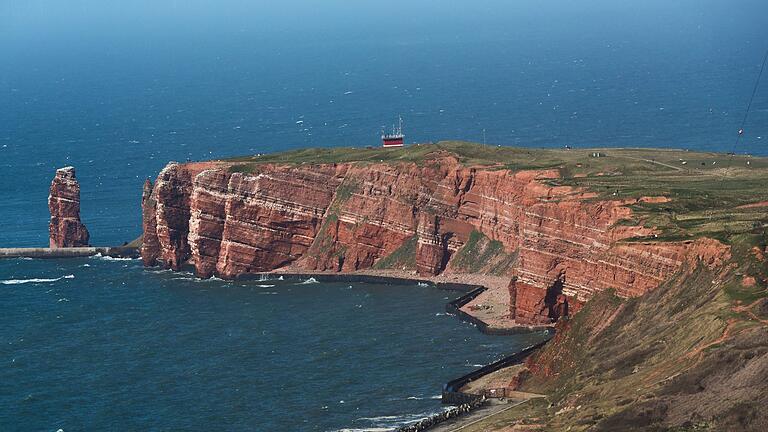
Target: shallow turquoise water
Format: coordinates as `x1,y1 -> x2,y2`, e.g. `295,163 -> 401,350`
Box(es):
0,257 -> 547,431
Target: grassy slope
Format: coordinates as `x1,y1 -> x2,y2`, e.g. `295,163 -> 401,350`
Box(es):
301,178 -> 360,266
455,233 -> 768,431
226,140 -> 768,173
372,235 -> 418,271
449,230 -> 518,276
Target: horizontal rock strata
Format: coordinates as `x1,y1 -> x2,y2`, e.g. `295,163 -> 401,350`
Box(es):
49,166 -> 90,248
141,154 -> 728,325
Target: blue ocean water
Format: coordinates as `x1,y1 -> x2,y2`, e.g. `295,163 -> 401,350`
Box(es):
1,1 -> 768,430
0,257 -> 547,431
1,1 -> 767,247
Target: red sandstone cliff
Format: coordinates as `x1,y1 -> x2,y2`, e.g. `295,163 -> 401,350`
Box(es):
141,154 -> 728,325
49,167 -> 90,248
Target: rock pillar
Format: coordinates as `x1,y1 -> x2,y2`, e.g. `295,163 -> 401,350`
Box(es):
49,167 -> 90,248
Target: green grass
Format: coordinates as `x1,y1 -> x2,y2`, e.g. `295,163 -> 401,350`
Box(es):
308,214 -> 338,257
372,235 -> 418,270
722,233 -> 768,305
224,140 -> 768,172
333,179 -> 359,208
228,163 -> 257,173
450,230 -> 518,275
302,180 -> 361,263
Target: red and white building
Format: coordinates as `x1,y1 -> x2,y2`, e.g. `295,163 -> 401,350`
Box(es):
382,116 -> 405,147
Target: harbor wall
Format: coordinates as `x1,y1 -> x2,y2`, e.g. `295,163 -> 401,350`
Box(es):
0,247 -> 140,259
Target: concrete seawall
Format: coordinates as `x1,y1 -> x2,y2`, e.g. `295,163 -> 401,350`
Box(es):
0,247 -> 140,259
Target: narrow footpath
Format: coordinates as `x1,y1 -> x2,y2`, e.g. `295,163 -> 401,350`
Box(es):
427,399 -> 530,432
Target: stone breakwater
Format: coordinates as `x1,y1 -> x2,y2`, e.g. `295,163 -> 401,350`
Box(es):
0,247 -> 139,260
395,397 -> 487,432
49,167 -> 90,248
141,154 -> 729,325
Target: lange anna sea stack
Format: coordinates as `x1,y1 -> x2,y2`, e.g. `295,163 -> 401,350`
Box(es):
48,166 -> 90,248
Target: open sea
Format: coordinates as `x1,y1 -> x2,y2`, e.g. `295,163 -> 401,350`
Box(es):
0,257 -> 548,431
1,0 -> 767,430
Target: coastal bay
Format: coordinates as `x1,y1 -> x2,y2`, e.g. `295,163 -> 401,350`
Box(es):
0,256 -> 547,431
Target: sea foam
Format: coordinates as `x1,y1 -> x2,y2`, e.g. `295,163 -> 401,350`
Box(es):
90,253 -> 137,261
297,277 -> 319,285
1,275 -> 75,285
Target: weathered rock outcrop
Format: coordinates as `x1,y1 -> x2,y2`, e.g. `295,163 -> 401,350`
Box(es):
217,166 -> 341,277
49,167 -> 90,248
141,178 -> 160,266
141,154 -> 728,325
416,213 -> 451,276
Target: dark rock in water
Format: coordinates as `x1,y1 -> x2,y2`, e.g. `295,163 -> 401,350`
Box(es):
49,166 -> 90,248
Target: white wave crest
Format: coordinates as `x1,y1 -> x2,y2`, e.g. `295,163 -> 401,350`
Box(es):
356,415 -> 402,421
296,277 -> 319,285
146,268 -> 173,274
205,276 -> 226,282
330,429 -> 393,432
256,284 -> 275,288
353,407 -> 450,428
405,395 -> 442,400
90,253 -> 136,261
1,275 -> 75,285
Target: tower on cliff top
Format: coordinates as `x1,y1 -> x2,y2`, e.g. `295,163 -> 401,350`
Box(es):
381,116 -> 405,148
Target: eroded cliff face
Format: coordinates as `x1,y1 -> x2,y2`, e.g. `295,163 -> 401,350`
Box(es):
49,167 -> 90,248
504,251 -> 768,432
141,154 -> 728,325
